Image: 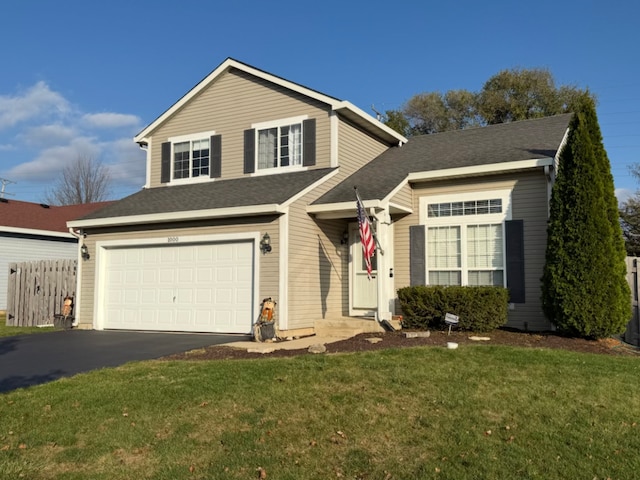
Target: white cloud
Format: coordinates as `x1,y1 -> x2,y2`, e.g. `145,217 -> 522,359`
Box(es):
22,124 -> 77,147
82,112 -> 141,129
0,81 -> 69,130
105,138 -> 147,187
0,143 -> 15,151
616,188 -> 634,205
8,137 -> 102,182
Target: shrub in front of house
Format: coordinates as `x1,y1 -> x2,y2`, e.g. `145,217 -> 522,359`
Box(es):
397,285 -> 509,332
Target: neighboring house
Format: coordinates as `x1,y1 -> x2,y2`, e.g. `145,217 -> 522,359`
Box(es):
68,58 -> 571,335
0,199 -> 113,311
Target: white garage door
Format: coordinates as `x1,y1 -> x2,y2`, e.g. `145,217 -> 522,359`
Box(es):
103,241 -> 254,333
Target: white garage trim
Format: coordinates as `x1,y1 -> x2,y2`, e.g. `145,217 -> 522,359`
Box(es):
93,232 -> 261,332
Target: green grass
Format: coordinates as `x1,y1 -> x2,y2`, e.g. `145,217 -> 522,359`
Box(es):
0,312 -> 58,337
1,345 -> 639,479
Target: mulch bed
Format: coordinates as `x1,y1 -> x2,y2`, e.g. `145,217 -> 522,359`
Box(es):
164,328 -> 639,361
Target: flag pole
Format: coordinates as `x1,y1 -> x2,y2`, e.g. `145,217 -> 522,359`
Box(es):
353,186 -> 384,255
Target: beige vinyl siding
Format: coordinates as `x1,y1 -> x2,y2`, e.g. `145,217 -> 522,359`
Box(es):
148,69 -> 332,187
77,216 -> 279,328
285,117 -> 392,328
338,117 -> 389,177
389,182 -> 412,210
393,171 -> 551,330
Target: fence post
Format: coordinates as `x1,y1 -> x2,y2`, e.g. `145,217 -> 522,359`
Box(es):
625,257 -> 640,347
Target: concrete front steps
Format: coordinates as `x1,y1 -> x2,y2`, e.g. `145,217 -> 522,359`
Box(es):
314,317 -> 385,338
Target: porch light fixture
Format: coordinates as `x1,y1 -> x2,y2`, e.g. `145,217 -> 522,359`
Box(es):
340,230 -> 349,245
260,233 -> 272,254
81,244 -> 90,261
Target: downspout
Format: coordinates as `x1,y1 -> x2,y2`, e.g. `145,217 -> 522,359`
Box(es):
68,227 -> 84,327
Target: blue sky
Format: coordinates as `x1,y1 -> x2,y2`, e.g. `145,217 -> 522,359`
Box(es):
1,0 -> 638,204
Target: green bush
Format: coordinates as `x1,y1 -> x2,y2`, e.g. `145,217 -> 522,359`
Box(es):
397,285 -> 509,332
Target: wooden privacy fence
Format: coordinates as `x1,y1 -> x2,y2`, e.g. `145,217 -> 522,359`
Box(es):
625,257 -> 640,347
6,259 -> 77,327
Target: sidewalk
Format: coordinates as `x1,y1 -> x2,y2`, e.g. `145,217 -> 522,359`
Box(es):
224,333 -> 355,353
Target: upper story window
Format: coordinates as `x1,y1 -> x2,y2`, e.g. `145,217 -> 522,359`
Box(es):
174,137 -> 210,179
244,116 -> 316,175
162,131 -> 221,184
258,123 -> 302,169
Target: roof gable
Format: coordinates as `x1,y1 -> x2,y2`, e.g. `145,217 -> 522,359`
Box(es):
134,58 -> 406,146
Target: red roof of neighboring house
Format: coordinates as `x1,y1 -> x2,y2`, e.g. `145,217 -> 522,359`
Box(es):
0,199 -> 114,234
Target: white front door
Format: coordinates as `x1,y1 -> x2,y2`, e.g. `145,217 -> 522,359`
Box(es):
350,223 -> 377,316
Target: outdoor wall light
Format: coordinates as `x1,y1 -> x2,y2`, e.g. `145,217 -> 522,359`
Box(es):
260,233 -> 272,254
340,230 -> 349,245
81,244 -> 90,261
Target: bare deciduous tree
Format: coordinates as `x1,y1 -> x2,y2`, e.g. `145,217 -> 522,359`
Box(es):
44,155 -> 112,205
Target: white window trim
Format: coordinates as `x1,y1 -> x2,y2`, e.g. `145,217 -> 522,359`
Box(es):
251,115 -> 308,175
419,189 -> 512,287
167,130 -> 216,184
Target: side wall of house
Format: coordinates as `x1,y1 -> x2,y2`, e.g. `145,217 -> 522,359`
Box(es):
286,117 -> 391,329
393,170 -> 551,331
0,235 -> 77,310
147,69 -> 332,187
77,216 -> 280,328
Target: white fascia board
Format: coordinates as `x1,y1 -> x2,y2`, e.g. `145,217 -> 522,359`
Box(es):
67,204 -> 282,229
307,199 -> 382,218
388,202 -> 413,214
280,169 -> 340,209
334,101 -> 408,145
407,158 -> 554,183
1,226 -> 75,239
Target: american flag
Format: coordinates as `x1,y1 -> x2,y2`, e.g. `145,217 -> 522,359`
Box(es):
356,194 -> 375,280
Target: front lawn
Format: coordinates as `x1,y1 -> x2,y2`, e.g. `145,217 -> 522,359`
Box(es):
0,312 -> 57,337
0,345 -> 639,479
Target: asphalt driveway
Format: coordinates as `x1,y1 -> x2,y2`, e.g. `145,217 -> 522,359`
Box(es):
0,330 -> 250,393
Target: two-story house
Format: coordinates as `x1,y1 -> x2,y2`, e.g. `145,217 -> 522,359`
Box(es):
68,58 -> 571,335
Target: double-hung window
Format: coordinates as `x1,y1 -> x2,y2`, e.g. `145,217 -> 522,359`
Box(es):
421,191 -> 511,287
166,131 -> 217,182
246,116 -> 315,174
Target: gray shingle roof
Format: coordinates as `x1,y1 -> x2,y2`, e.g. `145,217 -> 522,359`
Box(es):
80,168 -> 336,220
314,114 -> 572,204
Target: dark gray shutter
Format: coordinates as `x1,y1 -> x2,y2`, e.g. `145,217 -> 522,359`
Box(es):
161,142 -> 171,183
210,134 -> 221,178
302,118 -> 316,167
505,220 -> 525,303
244,129 -> 255,174
410,225 -> 426,286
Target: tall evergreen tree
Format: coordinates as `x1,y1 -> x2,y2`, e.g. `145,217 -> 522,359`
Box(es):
542,97 -> 630,338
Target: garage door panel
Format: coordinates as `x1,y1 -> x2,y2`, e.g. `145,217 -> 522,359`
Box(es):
103,241 -> 254,333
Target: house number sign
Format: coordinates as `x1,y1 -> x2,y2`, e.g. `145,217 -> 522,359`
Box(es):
167,237 -> 180,243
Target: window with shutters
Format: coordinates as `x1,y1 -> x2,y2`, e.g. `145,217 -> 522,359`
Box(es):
251,116 -> 309,173
420,190 -> 511,287
167,131 -> 217,183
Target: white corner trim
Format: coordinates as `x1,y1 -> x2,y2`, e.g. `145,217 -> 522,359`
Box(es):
280,169 -> 340,209
1,226 -> 75,239
407,158 -> 554,183
330,111 -> 339,168
142,138 -> 151,189
278,208 -> 289,330
68,204 -> 282,229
